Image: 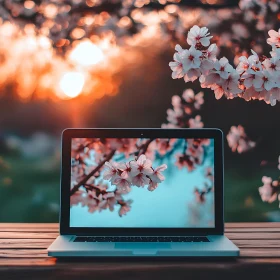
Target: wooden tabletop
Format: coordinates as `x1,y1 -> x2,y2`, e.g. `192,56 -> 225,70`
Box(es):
0,223 -> 280,280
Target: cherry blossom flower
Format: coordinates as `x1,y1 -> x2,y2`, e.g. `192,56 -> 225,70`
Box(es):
175,153 -> 195,171
267,28 -> 280,47
118,162 -> 133,179
148,180 -> 158,191
227,125 -> 256,153
103,161 -> 119,182
181,46 -> 202,73
132,172 -> 150,187
263,57 -> 280,73
214,57 -> 233,79
189,115 -> 204,128
182,89 -> 204,110
130,154 -> 153,176
112,175 -> 131,193
169,45 -> 184,79
253,70 -> 276,91
220,70 -> 242,95
259,176 -> 278,203
162,89 -> 205,129
70,190 -> 85,206
187,25 -> 212,47
149,164 -> 167,183
119,200 -> 133,217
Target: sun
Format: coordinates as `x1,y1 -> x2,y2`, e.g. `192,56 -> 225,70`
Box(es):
59,72 -> 85,99
69,40 -> 104,67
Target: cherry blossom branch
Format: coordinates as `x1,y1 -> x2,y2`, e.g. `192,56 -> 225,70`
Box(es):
227,125 -> 256,153
169,25 -> 280,106
137,139 -> 154,157
70,181 -> 133,216
70,149 -> 116,196
103,154 -> 167,192
194,167 -> 214,204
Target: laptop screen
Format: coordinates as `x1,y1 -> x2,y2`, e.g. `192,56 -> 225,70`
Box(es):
70,138 -> 215,228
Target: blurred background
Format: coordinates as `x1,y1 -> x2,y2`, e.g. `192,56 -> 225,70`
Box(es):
0,0 -> 279,223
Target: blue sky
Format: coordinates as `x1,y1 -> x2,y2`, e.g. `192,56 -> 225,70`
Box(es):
70,139 -> 214,228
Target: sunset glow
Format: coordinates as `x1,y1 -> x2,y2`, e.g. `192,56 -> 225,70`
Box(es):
59,72 -> 85,99
69,41 -> 105,67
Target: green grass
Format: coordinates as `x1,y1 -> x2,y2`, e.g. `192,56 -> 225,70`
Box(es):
0,155 -> 60,222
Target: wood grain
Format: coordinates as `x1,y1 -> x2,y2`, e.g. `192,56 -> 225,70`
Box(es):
0,223 -> 280,279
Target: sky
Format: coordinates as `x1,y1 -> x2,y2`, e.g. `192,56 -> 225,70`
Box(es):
70,139 -> 215,228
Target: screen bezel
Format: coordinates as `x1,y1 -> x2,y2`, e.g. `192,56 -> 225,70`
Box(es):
60,128 -> 224,235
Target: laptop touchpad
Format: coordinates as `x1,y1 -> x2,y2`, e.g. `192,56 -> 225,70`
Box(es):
115,242 -> 171,250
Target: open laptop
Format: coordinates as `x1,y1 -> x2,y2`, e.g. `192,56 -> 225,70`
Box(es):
48,128 -> 239,257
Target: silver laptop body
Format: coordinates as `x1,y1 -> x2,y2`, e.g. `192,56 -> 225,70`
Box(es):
48,128 -> 239,257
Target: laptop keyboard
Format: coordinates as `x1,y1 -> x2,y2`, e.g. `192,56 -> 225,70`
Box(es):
73,236 -> 209,242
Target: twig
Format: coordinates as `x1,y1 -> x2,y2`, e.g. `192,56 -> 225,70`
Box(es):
70,149 -> 116,196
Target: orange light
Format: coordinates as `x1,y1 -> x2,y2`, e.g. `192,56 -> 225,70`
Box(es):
59,72 -> 85,99
24,1 -> 35,9
69,40 -> 104,67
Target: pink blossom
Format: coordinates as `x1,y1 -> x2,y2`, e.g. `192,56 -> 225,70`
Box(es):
189,115 -> 204,128
175,154 -> 195,171
118,162 -> 133,179
103,161 -> 119,181
70,190 -> 85,206
169,45 -> 184,79
187,25 -> 213,47
253,70 -> 275,91
183,68 -> 201,83
148,181 -> 158,191
214,57 -> 233,79
130,154 -> 153,176
211,84 -> 226,99
220,70 -> 242,95
259,176 -> 278,203
205,44 -> 218,60
132,172 -> 150,187
267,28 -> 280,47
112,175 -> 131,193
119,200 -> 133,217
263,57 -> 280,72
149,164 -> 167,183
182,89 -> 204,110
227,125 -> 256,153
181,46 -> 202,72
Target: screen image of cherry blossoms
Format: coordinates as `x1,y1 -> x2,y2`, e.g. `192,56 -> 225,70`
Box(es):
70,137 -> 215,227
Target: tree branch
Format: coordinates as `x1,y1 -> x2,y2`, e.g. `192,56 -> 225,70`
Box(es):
70,149 -> 116,196
138,138 -> 154,157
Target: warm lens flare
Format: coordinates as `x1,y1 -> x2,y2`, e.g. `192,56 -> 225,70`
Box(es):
69,40 -> 104,67
59,72 -> 85,99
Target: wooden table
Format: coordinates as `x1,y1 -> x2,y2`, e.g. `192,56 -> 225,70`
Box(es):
0,223 -> 279,280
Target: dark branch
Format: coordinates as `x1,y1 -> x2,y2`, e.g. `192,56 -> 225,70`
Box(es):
70,149 -> 116,196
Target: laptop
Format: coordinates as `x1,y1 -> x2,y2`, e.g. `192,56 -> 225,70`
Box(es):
48,128 -> 239,257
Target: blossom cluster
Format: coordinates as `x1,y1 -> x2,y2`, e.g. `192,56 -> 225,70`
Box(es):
188,167 -> 215,227
226,125 -> 256,154
258,156 -> 280,208
194,167 -> 214,204
239,0 -> 280,31
162,88 -> 204,129
70,183 -> 132,217
175,138 -> 210,172
169,25 -> 280,106
104,154 -> 167,192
